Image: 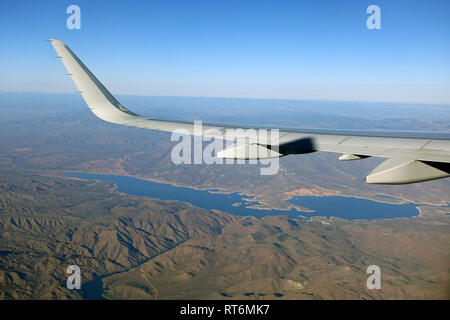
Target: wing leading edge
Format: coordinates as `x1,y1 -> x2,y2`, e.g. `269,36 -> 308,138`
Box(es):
49,39 -> 450,184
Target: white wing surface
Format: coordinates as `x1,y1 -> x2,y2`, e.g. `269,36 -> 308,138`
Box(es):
50,39 -> 450,184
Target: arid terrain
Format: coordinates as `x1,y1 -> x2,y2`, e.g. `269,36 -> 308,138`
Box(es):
0,173 -> 448,299
0,92 -> 449,299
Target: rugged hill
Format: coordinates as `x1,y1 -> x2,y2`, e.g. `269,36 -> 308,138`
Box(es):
0,174 -> 448,299
0,174 -> 234,299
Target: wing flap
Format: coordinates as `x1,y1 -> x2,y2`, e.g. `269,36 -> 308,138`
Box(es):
366,158 -> 450,184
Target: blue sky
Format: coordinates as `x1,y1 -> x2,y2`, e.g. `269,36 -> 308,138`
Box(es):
1,0 -> 449,104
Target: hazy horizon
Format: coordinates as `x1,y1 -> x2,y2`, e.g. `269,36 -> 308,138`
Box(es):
1,1 -> 449,104
2,89 -> 450,107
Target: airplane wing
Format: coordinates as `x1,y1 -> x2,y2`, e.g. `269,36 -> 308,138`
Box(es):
49,39 -> 450,184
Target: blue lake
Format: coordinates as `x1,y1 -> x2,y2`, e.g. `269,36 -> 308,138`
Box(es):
65,172 -> 419,220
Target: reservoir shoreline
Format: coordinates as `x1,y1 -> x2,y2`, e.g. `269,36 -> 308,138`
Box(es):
63,171 -> 420,221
